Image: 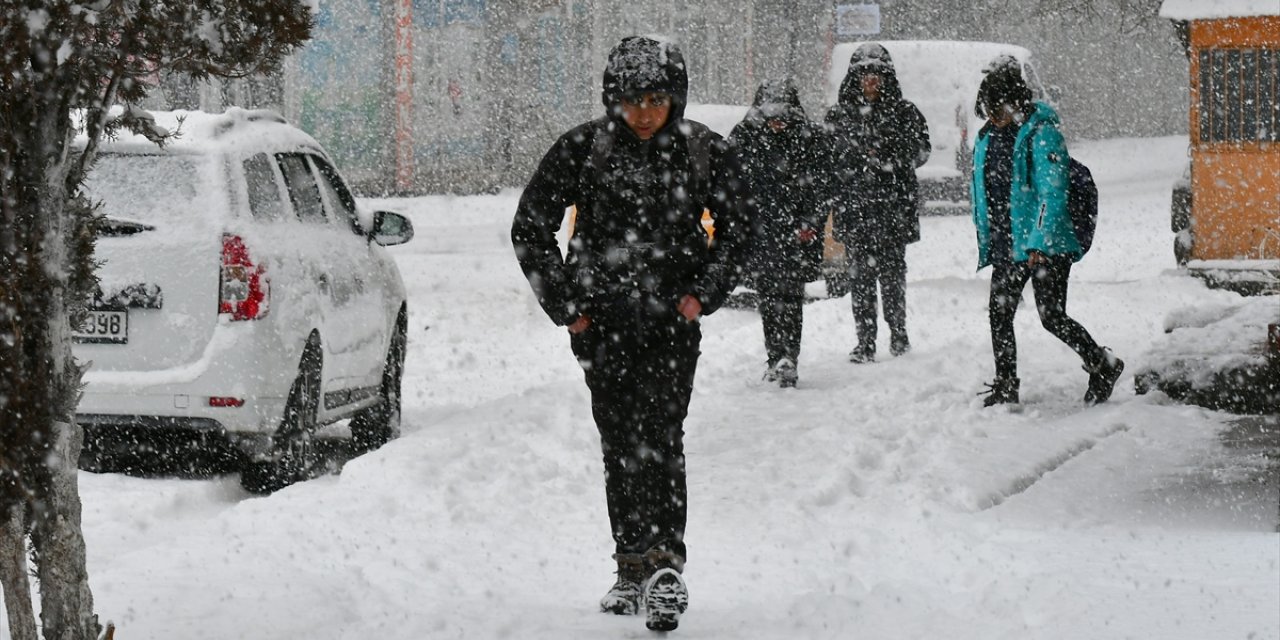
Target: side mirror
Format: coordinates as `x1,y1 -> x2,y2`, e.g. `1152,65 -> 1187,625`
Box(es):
371,211 -> 414,246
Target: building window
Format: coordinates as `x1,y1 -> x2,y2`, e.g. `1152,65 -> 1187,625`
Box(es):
1198,48 -> 1280,143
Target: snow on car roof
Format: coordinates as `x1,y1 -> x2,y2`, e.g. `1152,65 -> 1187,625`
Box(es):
1159,0 -> 1280,20
88,107 -> 324,157
826,40 -> 1033,107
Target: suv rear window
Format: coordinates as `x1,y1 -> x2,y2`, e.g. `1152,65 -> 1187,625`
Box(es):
84,154 -> 211,225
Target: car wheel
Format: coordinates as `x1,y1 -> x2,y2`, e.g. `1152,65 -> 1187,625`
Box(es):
350,312 -> 406,454
241,342 -> 322,494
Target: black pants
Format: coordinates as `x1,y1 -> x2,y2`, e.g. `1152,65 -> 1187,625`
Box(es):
989,257 -> 1102,380
848,243 -> 907,351
570,308 -> 701,564
757,280 -> 805,368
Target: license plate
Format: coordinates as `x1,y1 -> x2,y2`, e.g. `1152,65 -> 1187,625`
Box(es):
74,308 -> 128,344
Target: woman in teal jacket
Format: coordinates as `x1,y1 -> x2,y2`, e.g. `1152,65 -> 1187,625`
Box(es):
970,58 -> 1123,406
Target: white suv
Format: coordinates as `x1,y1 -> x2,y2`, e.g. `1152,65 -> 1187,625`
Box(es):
76,108 -> 413,493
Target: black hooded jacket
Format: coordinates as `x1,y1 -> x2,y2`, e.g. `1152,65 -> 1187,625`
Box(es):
824,43 -> 931,250
729,80 -> 828,288
512,37 -> 753,326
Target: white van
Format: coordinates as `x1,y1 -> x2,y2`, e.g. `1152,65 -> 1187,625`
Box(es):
76,108 -> 413,493
826,40 -> 1054,213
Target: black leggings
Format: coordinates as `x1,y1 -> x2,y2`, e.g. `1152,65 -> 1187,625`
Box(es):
989,257 -> 1101,380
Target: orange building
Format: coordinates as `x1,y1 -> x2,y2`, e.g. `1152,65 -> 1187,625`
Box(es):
1161,0 -> 1280,291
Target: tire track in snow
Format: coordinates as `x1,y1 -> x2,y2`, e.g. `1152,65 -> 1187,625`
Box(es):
978,423 -> 1131,510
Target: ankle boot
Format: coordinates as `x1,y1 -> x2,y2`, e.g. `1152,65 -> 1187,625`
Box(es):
981,377 -> 1020,407
1083,348 -> 1125,405
643,550 -> 688,631
599,553 -> 646,615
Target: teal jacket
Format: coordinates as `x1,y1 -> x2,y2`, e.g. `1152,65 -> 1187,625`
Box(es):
971,102 -> 1081,269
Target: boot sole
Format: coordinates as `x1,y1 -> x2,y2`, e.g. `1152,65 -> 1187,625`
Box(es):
644,569 -> 688,632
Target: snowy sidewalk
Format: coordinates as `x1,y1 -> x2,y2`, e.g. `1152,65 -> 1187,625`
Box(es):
38,136 -> 1279,640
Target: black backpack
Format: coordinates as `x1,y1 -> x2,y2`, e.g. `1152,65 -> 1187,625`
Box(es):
1066,157 -> 1098,255
1025,138 -> 1098,255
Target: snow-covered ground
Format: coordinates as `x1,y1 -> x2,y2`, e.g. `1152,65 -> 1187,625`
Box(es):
22,136 -> 1277,640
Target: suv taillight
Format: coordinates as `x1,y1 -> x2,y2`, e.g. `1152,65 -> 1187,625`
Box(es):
219,234 -> 269,321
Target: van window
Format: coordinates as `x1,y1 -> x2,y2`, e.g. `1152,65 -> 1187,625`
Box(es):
1199,48 -> 1280,143
276,154 -> 327,223
309,156 -> 362,235
243,154 -> 286,220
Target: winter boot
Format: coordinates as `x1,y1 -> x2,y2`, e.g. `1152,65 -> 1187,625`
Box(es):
600,553 -> 647,615
890,333 -> 911,357
848,346 -> 875,364
775,358 -> 798,388
980,377 -> 1020,407
1083,349 -> 1125,405
643,551 -> 688,632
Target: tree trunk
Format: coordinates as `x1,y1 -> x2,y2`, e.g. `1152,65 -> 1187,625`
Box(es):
0,503 -> 37,640
30,107 -> 98,640
30,421 -> 97,640
0,87 -> 98,640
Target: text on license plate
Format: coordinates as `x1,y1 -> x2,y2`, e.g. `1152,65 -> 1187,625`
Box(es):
75,309 -> 128,344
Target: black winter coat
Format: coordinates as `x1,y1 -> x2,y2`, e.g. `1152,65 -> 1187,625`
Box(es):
729,92 -> 829,290
512,117 -> 753,327
824,60 -> 930,251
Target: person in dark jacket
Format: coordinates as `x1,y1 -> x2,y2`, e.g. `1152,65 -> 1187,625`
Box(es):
970,57 -> 1124,406
729,79 -> 827,388
510,36 -> 752,632
824,43 -> 930,363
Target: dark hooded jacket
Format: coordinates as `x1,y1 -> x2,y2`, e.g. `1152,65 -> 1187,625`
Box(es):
729,80 -> 829,289
824,43 -> 931,250
511,37 -> 753,326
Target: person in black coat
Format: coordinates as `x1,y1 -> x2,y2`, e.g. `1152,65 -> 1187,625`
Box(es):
510,36 -> 752,632
729,79 -> 827,387
824,43 -> 930,363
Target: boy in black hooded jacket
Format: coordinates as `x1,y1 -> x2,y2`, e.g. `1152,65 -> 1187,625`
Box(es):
511,36 -> 752,632
825,43 -> 930,363
730,79 -> 828,387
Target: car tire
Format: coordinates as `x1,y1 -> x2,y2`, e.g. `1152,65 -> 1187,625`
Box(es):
350,311 -> 406,454
241,341 -> 322,494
